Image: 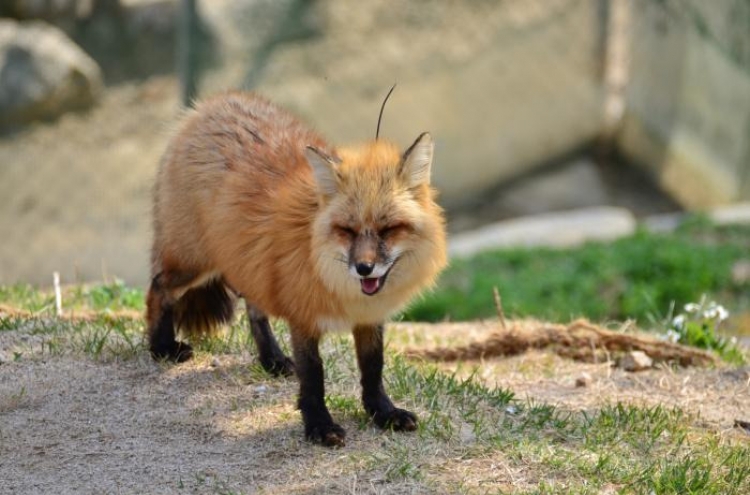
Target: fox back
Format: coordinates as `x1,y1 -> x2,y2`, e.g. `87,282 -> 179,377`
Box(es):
152,91 -> 446,334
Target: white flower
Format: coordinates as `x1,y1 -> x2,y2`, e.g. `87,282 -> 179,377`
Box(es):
716,305 -> 729,322
665,329 -> 681,343
703,302 -> 729,322
671,314 -> 686,330
684,302 -> 700,313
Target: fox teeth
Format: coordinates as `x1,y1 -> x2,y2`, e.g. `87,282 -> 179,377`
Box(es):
360,277 -> 381,295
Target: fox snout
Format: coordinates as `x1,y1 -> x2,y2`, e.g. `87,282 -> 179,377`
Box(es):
348,232 -> 394,296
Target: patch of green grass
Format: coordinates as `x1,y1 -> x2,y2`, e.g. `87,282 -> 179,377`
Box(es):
0,280 -> 146,317
0,283 -> 56,312
0,313 -> 144,361
404,218 -> 750,329
70,279 -> 145,312
194,316 -> 255,356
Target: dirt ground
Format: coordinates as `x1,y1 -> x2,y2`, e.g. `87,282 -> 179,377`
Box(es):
1,318 -> 748,494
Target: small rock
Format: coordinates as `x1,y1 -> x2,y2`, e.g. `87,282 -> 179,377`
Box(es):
619,351 -> 653,372
459,422 -> 476,444
734,419 -> 750,434
254,385 -> 268,394
575,372 -> 592,387
210,357 -> 220,368
731,260 -> 750,284
0,351 -> 8,364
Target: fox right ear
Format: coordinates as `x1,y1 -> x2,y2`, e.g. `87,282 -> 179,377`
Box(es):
305,146 -> 341,196
401,132 -> 434,188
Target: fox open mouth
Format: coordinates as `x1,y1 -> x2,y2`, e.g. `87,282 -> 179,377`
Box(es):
359,264 -> 395,296
360,276 -> 385,295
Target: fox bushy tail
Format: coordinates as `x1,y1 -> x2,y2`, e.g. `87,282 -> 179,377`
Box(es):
174,278 -> 236,338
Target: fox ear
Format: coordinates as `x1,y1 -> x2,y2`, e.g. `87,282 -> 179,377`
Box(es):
401,132 -> 434,188
305,146 -> 341,196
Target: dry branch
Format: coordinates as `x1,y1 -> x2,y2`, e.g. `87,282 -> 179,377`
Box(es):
403,319 -> 716,367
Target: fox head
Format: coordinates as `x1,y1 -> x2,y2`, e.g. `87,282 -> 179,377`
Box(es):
306,133 -> 447,306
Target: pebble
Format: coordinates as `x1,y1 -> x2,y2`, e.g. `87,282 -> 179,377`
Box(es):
619,351 -> 653,372
575,372 -> 592,387
731,260 -> 750,284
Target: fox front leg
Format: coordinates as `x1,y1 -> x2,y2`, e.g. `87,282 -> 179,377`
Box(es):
353,324 -> 417,431
291,328 -> 346,447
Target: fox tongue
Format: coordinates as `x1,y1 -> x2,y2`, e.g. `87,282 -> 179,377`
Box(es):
360,277 -> 380,295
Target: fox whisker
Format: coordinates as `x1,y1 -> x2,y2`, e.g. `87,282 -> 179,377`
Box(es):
333,254 -> 349,265
403,250 -> 421,268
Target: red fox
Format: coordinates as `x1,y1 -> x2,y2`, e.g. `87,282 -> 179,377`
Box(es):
146,91 -> 447,446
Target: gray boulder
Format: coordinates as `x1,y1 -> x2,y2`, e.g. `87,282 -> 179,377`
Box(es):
0,19 -> 103,129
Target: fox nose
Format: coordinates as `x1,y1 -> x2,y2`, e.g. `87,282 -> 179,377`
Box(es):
355,262 -> 374,276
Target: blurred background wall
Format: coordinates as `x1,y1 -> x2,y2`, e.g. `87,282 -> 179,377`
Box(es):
1,0 -> 749,287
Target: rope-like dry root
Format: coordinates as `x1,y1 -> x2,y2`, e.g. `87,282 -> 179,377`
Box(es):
403,319 -> 716,367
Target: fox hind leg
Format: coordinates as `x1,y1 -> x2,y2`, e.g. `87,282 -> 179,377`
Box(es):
146,270 -> 199,363
353,324 -> 417,431
246,303 -> 295,377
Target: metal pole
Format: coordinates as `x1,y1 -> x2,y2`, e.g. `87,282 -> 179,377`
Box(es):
178,0 -> 199,107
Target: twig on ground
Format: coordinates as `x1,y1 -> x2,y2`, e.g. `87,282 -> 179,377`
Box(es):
404,319 -> 717,367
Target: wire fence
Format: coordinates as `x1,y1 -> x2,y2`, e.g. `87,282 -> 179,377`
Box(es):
0,0 -> 748,287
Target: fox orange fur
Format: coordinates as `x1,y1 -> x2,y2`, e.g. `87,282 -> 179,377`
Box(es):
146,91 -> 447,446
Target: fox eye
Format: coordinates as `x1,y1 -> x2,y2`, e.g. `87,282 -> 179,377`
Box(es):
335,225 -> 357,237
379,224 -> 407,238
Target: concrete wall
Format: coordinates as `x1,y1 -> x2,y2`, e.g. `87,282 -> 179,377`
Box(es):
616,0 -> 750,208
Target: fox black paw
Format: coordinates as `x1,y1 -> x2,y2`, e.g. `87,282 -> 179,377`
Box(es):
260,355 -> 295,377
373,408 -> 418,432
150,341 -> 194,363
305,422 -> 346,447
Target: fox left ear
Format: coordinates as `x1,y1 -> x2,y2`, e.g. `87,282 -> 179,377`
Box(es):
305,146 -> 342,196
401,132 -> 434,188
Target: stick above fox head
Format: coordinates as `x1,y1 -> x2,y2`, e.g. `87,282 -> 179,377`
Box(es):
146,89 -> 447,446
